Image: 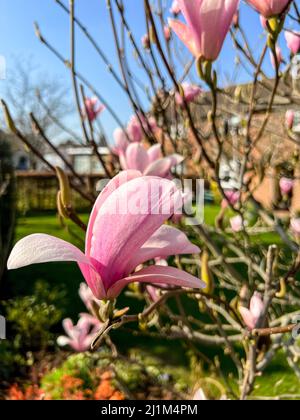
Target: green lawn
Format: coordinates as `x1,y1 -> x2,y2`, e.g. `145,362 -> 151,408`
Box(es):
3,209 -> 300,398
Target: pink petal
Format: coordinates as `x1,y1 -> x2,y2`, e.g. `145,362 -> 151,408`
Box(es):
7,234 -> 91,269
177,0 -> 203,36
7,233 -> 105,299
112,128 -> 129,156
126,225 -> 200,272
63,318 -> 74,334
144,157 -> 173,177
169,154 -> 184,166
78,262 -> 105,300
125,143 -> 150,173
85,170 -> 142,255
62,318 -> 79,342
230,215 -> 243,232
107,265 -> 205,299
57,336 -> 71,347
89,177 -> 182,290
198,0 -> 240,61
168,19 -> 199,57
193,388 -> 208,400
239,306 -> 256,330
291,218 -> 300,235
250,292 -> 264,319
147,144 -> 163,163
146,285 -> 161,302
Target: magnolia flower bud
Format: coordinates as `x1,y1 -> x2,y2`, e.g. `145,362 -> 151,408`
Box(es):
56,191 -> 69,219
286,110 -> 295,130
55,166 -> 72,208
201,250 -> 214,294
1,99 -> 18,135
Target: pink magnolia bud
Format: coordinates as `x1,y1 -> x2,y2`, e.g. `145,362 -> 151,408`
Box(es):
175,83 -> 202,106
127,115 -> 143,142
112,127 -> 129,156
221,190 -> 240,209
169,0 -> 239,61
83,97 -> 105,122
279,177 -> 294,195
239,292 -> 264,330
285,110 -> 295,130
230,215 -> 243,232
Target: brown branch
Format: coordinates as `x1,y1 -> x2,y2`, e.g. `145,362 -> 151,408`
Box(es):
252,324 -> 297,337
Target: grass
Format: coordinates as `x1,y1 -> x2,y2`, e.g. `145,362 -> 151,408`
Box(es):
3,208 -> 300,398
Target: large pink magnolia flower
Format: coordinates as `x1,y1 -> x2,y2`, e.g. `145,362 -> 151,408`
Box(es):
83,97 -> 105,122
7,172 -> 202,300
57,313 -> 101,352
285,30 -> 300,55
246,0 -> 291,18
239,292 -> 264,330
169,0 -> 239,61
119,143 -> 184,178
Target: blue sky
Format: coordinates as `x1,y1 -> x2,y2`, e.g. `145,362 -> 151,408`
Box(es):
0,0 -> 297,143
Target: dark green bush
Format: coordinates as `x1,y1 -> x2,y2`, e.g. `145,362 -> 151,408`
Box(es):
3,280 -> 66,351
0,280 -> 66,381
0,132 -> 16,286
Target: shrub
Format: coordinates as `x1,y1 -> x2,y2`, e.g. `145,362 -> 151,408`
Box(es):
3,280 -> 66,351
0,133 -> 16,286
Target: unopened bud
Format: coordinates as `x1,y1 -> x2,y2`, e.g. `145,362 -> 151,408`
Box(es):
34,22 -> 44,42
149,26 -> 157,44
207,110 -> 213,123
1,100 -> 18,135
56,191 -> 69,219
275,277 -> 286,298
55,166 -> 72,208
234,86 -> 242,102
